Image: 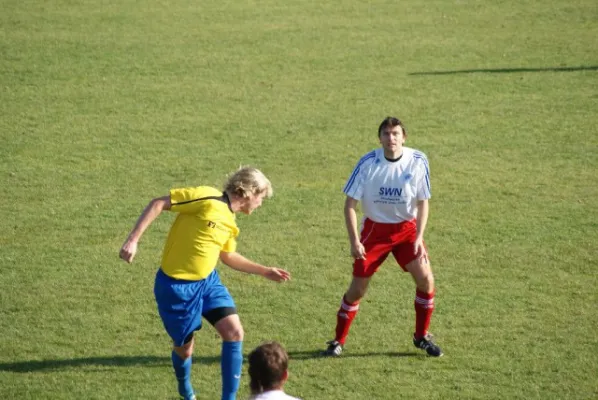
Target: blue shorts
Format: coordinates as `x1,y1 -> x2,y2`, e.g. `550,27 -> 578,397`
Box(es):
154,268 -> 236,346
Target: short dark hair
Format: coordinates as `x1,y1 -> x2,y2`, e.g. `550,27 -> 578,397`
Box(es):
378,116 -> 407,137
248,341 -> 289,395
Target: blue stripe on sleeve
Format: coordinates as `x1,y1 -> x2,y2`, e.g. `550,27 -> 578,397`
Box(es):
413,153 -> 431,195
343,151 -> 376,193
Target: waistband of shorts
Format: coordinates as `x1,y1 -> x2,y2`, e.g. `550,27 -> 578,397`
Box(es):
364,217 -> 416,225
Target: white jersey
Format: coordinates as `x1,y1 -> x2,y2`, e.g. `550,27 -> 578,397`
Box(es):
343,147 -> 431,223
250,390 -> 301,400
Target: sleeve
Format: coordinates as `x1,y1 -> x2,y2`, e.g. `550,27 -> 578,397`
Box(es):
169,186 -> 207,214
343,152 -> 375,200
221,236 -> 237,253
415,155 -> 431,200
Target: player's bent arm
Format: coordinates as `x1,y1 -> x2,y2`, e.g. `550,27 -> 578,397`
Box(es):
219,252 -> 291,282
415,199 -> 429,241
119,196 -> 171,263
344,196 -> 361,245
125,196 -> 172,242
219,251 -> 269,275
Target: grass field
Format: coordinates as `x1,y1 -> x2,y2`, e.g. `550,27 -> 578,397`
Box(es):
1,0 -> 597,399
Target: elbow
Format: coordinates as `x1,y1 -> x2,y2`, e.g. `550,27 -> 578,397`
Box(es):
219,252 -> 234,266
150,196 -> 171,212
219,252 -> 229,265
345,197 -> 358,213
344,203 -> 356,215
149,198 -> 162,210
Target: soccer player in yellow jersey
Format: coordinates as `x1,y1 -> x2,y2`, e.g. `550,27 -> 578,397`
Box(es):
119,167 -> 290,400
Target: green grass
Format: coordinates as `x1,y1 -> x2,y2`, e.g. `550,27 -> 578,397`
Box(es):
1,0 -> 597,399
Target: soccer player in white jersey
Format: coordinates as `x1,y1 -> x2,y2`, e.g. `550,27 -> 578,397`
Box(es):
248,341 -> 301,400
323,116 -> 443,357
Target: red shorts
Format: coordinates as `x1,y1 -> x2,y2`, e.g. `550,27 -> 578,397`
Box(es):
353,218 -> 427,278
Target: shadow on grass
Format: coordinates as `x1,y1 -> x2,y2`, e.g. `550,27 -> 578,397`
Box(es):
0,355 -> 221,373
288,350 -> 419,360
1,350 -> 420,372
409,65 -> 598,75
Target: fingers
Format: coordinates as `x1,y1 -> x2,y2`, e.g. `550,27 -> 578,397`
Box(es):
121,241 -> 138,263
119,245 -> 136,263
351,243 -> 366,260
276,268 -> 291,282
352,249 -> 365,259
414,241 -> 424,257
119,249 -> 133,263
421,252 -> 429,264
269,268 -> 291,282
357,247 -> 366,260
414,243 -> 427,262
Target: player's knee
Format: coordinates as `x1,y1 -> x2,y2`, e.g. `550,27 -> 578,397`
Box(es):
346,278 -> 370,302
417,273 -> 434,293
221,324 -> 244,341
174,345 -> 194,360
181,348 -> 193,359
346,287 -> 366,303
229,327 -> 244,341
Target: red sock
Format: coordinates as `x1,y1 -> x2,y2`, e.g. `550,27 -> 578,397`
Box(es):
414,289 -> 435,339
334,295 -> 360,345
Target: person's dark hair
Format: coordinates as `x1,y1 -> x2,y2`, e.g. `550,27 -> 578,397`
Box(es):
378,116 -> 407,137
248,341 -> 289,395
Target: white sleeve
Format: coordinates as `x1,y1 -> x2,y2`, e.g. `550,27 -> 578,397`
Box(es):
343,151 -> 375,200
415,155 -> 431,200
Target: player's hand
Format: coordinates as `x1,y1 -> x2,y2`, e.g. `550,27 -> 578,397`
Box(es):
264,267 -> 291,283
350,241 -> 366,260
413,238 -> 427,262
119,240 -> 138,263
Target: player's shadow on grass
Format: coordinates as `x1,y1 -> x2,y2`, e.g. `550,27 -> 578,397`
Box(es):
408,65 -> 598,75
0,350 -> 420,372
287,350 -> 419,360
0,355 -> 221,373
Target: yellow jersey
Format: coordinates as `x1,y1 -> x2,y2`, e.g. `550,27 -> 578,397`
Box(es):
160,186 -> 239,281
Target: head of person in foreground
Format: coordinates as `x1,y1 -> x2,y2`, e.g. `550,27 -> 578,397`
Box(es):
248,341 -> 291,395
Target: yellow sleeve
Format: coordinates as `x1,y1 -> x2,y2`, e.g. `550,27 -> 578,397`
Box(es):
222,236 -> 237,253
169,186 -> 212,214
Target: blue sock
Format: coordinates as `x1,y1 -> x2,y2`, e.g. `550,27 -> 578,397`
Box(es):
171,351 -> 194,399
221,341 -> 243,400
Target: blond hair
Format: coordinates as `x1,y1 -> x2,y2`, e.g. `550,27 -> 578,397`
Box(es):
223,166 -> 273,198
